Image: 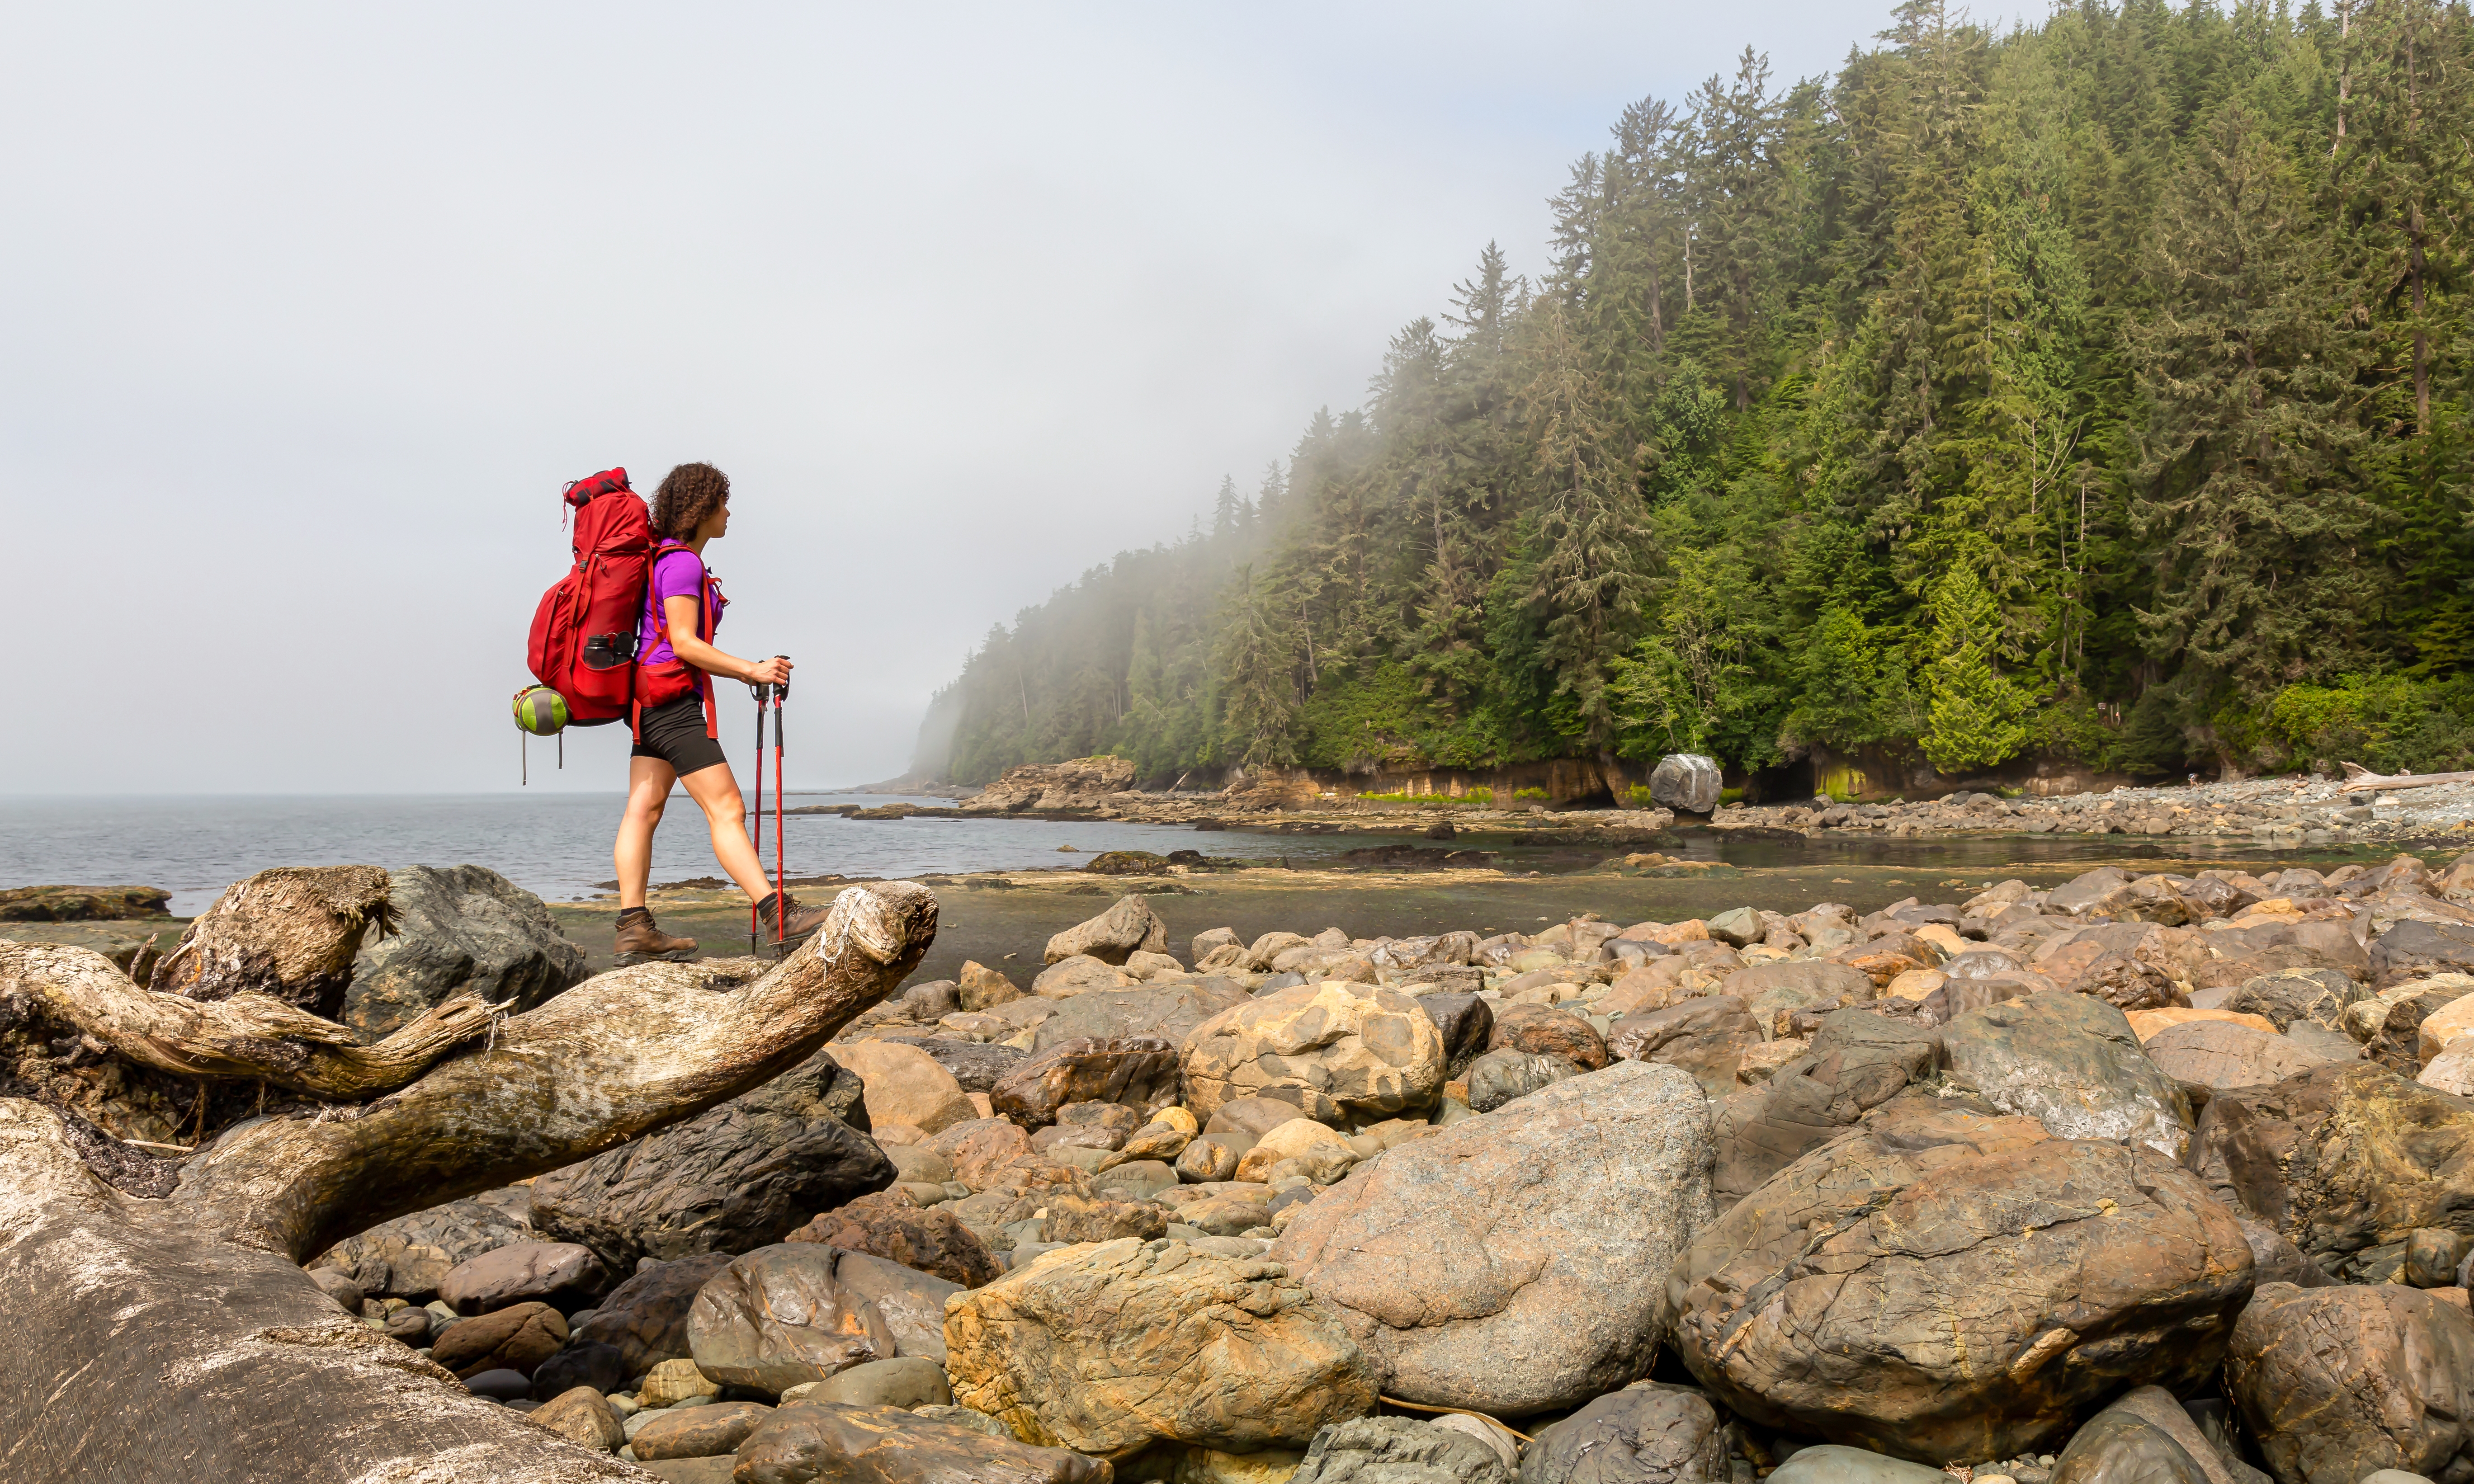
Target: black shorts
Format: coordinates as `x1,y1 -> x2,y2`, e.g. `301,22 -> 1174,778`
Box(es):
631,695 -> 728,776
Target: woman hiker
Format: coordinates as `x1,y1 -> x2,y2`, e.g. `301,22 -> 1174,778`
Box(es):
611,462 -> 832,964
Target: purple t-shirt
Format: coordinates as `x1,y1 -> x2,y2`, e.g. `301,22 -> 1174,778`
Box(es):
640,548 -> 719,669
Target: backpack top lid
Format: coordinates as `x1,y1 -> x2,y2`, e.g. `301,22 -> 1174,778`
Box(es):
564,467 -> 631,507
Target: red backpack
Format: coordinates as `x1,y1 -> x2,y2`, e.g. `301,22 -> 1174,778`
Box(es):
526,468 -> 652,726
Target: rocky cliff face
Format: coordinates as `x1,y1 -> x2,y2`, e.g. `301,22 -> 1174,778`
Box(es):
960,757 -> 1140,813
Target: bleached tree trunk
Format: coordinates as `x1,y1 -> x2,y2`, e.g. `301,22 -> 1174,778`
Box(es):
0,880 -> 936,1484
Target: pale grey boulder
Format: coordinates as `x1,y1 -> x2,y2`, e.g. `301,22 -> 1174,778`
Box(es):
1939,990 -> 2193,1159
1272,1060 -> 1716,1415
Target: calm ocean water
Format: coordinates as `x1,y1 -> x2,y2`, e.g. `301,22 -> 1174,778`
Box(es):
0,794 -> 1371,915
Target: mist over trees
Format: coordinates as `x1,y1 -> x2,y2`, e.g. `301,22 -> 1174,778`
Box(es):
919,0 -> 2474,790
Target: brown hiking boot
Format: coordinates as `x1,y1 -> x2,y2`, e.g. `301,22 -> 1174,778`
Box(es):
755,891 -> 832,952
614,907 -> 697,966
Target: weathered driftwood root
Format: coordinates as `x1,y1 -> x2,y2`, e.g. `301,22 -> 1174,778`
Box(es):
0,881 -> 936,1484
148,864 -> 395,1015
0,941 -> 497,1099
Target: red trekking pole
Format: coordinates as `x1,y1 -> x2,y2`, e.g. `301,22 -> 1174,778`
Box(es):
770,671 -> 787,935
746,660 -> 792,956
748,681 -> 768,956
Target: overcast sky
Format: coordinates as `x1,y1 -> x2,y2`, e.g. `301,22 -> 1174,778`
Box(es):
3,1 -> 2039,796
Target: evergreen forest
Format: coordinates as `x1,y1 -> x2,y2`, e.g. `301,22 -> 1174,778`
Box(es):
917,0 -> 2474,793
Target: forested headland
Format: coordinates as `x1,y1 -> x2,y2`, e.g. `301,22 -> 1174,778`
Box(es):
917,0 -> 2474,799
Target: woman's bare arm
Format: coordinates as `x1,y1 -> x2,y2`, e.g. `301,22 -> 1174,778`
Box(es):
666,594 -> 789,685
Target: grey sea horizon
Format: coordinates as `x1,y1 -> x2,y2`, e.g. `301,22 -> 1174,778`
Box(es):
0,792 -> 1366,916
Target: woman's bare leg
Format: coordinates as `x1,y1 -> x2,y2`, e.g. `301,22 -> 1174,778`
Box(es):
616,757 -> 677,910
678,761 -> 773,902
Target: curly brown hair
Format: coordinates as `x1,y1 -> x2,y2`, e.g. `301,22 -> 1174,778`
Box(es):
652,462 -> 730,539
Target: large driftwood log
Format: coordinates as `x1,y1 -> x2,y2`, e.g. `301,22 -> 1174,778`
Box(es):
2,941 -> 496,1099
2339,762 -> 2474,793
0,879 -> 936,1483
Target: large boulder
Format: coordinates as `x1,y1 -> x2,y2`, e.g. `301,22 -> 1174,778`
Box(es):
633,1400 -> 777,1462
1649,754 -> 1723,815
567,1251 -> 735,1376
1519,1384 -> 1724,1484
343,864 -> 589,1041
946,1236 -> 1379,1458
1273,1061 -> 1716,1415
836,1041 -> 979,1135
1291,1416 -> 1511,1484
2185,1060 -> 2474,1283
313,1188 -> 535,1300
1043,896 -> 1170,967
1030,982 -> 1251,1054
530,1045 -> 894,1271
924,1118 -> 1039,1191
991,1036 -> 1181,1126
733,1400 -> 1114,1484
1668,1103 -> 2255,1461
2227,1283 -> 2474,1484
1938,990 -> 2193,1159
787,1190 -> 1001,1289
1181,982 -> 1445,1124
688,1243 -> 898,1395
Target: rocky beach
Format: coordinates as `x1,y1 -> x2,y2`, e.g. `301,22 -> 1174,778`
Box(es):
10,780 -> 2474,1483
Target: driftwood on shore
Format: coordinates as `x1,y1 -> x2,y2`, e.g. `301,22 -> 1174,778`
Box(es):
2340,762 -> 2474,793
0,879 -> 936,1483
